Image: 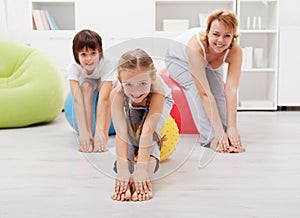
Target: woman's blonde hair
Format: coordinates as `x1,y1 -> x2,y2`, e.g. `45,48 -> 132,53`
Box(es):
202,9 -> 239,48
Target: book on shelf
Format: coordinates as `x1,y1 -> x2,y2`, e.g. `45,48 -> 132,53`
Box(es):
32,9 -> 44,30
45,10 -> 59,30
40,10 -> 51,30
32,10 -> 59,30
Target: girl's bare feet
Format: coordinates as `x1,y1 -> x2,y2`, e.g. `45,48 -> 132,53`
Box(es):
131,180 -> 152,201
112,179 -> 132,201
111,187 -> 131,201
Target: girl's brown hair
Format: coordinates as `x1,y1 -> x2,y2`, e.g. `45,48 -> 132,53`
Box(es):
72,29 -> 103,64
202,9 -> 239,48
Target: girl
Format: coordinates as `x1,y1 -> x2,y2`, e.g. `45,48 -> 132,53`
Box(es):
165,10 -> 245,153
65,29 -> 116,152
111,49 -> 173,201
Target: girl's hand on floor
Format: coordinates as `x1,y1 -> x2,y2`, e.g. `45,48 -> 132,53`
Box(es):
132,166 -> 152,196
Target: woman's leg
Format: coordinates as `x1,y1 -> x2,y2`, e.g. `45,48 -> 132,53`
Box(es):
166,57 -> 227,146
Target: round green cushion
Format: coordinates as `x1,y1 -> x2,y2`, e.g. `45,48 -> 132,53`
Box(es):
0,39 -> 64,128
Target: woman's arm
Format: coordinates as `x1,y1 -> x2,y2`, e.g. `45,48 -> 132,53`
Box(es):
186,37 -> 228,148
94,81 -> 113,151
225,44 -> 243,147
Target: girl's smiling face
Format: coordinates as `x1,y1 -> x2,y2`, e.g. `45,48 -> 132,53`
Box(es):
208,20 -> 233,53
120,68 -> 154,104
78,47 -> 100,74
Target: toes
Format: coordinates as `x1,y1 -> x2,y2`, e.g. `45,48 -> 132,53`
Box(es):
132,192 -> 138,201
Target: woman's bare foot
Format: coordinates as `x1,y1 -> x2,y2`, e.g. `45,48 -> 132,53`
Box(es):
216,144 -> 245,153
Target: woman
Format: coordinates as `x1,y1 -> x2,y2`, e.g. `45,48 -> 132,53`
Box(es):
165,9 -> 245,153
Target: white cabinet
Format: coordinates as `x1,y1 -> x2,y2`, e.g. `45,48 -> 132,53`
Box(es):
30,0 -> 76,74
154,0 -> 279,110
155,0 -> 236,38
76,0 -> 154,50
237,0 -> 279,110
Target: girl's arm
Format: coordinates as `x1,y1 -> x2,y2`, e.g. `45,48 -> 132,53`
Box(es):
186,37 -> 229,149
94,80 -> 113,151
133,90 -> 165,195
111,87 -> 131,180
225,44 -> 243,147
137,92 -> 164,163
69,80 -> 92,150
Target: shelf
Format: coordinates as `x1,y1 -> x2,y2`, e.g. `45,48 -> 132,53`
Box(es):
241,68 -> 276,72
31,0 -> 75,31
155,0 -> 235,31
156,0 -> 233,3
239,29 -> 277,33
239,0 -> 277,2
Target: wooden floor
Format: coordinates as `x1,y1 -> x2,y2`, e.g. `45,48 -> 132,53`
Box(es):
1,111 -> 300,218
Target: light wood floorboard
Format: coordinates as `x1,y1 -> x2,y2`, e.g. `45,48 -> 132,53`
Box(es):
1,112 -> 300,218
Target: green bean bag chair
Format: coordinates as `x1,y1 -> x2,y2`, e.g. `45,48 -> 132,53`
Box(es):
0,39 -> 64,128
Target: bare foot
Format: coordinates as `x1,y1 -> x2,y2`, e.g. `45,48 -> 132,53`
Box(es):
111,187 -> 131,201
216,144 -> 246,153
131,181 -> 152,202
111,179 -> 131,201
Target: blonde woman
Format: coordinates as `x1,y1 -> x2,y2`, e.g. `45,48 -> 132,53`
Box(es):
166,10 -> 245,153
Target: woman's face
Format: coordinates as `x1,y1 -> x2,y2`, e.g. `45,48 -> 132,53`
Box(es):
120,68 -> 153,104
208,20 -> 233,53
78,47 -> 100,74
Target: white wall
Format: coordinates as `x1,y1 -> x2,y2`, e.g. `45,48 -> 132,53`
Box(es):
279,0 -> 300,27
0,0 -> 30,44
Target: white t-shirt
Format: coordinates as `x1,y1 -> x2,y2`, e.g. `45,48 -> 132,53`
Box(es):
167,27 -> 203,62
65,54 -> 117,82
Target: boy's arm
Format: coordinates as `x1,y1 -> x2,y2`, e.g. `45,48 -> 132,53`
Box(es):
94,81 -> 113,150
69,80 -> 92,149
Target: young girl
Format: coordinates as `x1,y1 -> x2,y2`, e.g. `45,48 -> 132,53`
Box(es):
65,29 -> 116,152
165,10 -> 245,153
111,49 -> 173,201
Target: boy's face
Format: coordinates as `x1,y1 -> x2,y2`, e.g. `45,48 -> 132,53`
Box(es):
120,68 -> 153,104
78,47 -> 100,74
